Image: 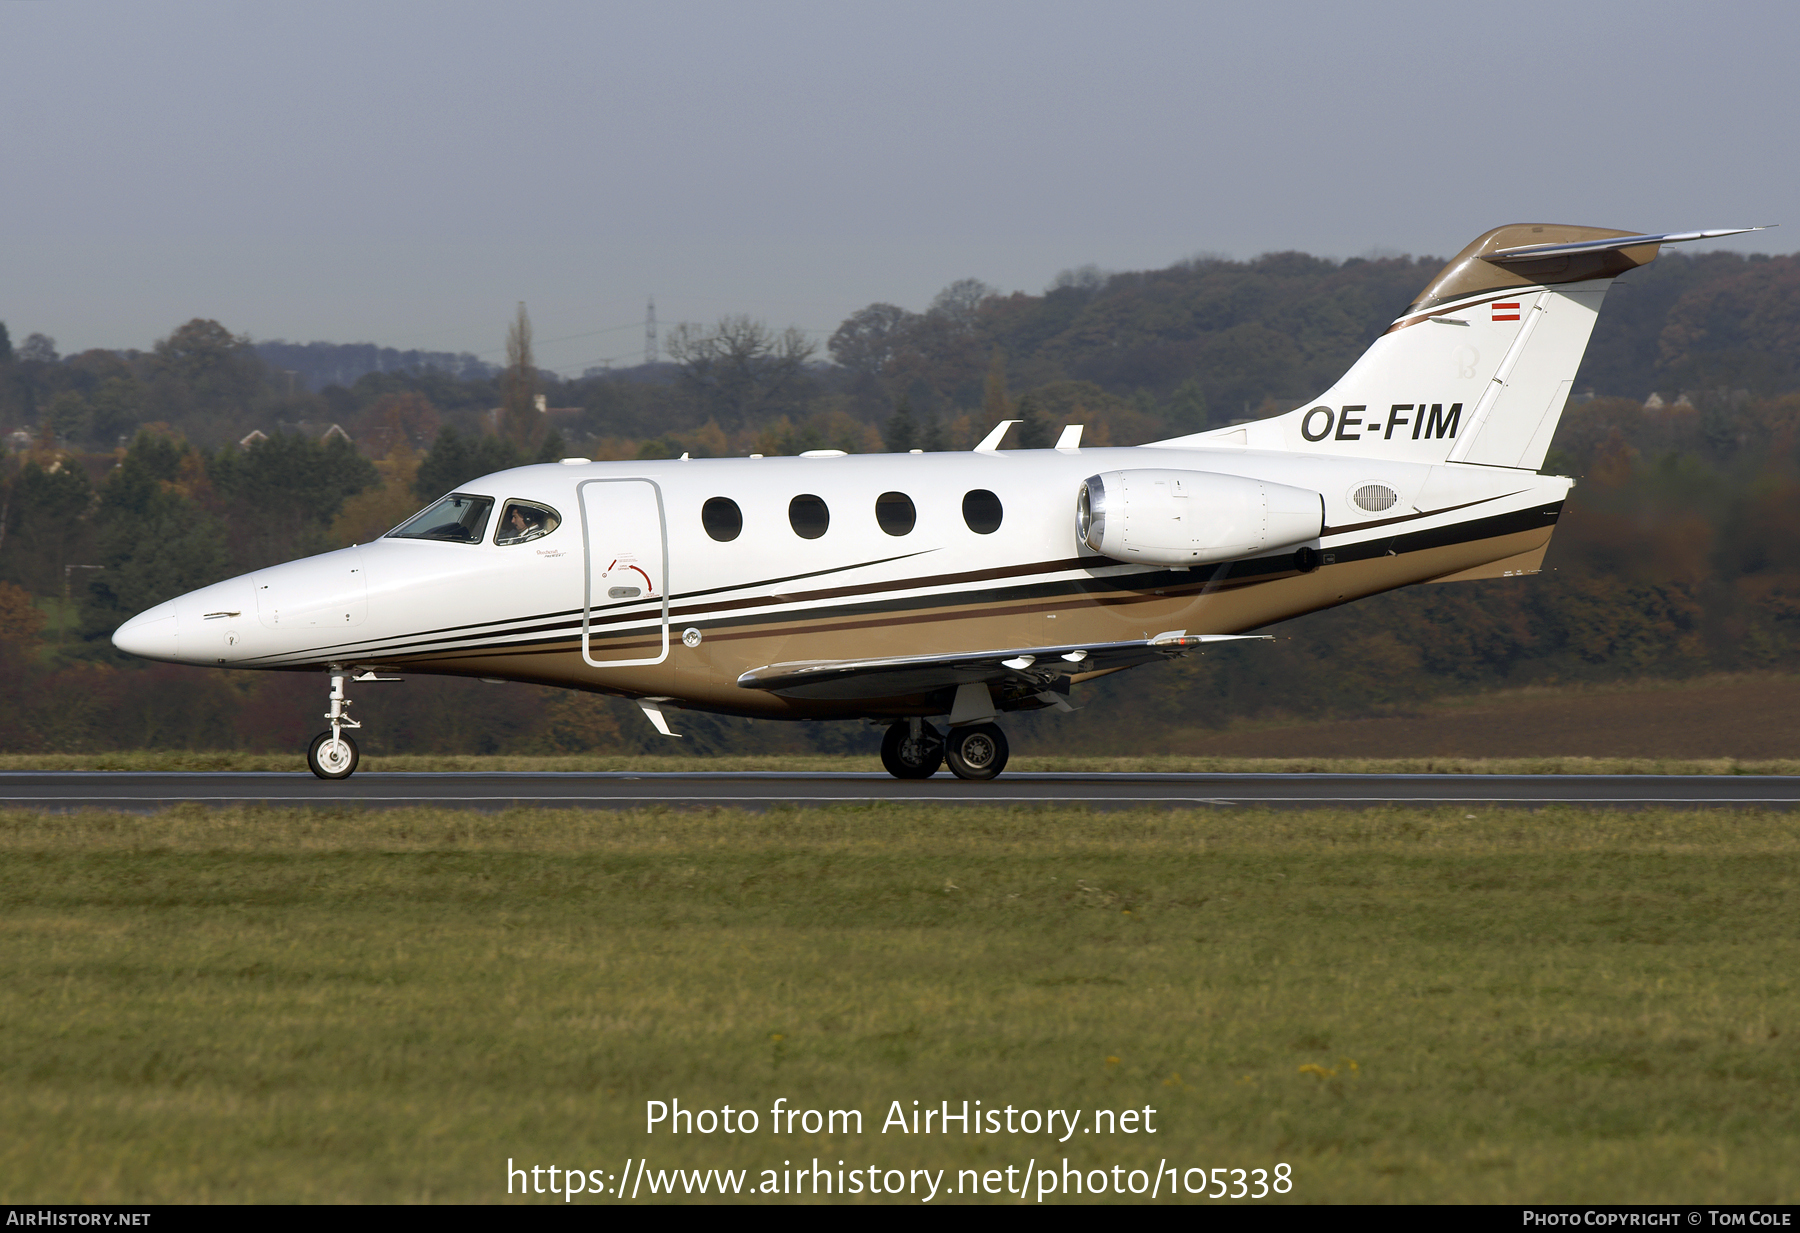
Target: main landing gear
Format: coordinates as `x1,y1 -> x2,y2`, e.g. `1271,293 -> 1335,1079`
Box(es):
880,718 -> 1010,781
881,718 -> 944,779
306,669 -> 401,780
945,722 -> 1009,781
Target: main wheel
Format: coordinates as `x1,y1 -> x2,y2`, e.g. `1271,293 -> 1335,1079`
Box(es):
945,723 -> 1008,781
307,731 -> 360,780
881,720 -> 944,779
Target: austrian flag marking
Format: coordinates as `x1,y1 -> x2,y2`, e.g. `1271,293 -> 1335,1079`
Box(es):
1491,301 -> 1521,322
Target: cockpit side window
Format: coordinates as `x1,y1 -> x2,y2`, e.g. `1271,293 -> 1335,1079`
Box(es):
495,500 -> 562,546
387,494 -> 494,543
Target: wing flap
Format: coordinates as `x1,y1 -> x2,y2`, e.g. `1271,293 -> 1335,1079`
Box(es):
736,633 -> 1267,701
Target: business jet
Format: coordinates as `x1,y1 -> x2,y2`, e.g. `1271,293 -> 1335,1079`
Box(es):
112,223 -> 1764,780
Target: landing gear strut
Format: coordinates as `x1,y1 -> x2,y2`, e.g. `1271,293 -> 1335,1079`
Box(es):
307,672 -> 360,780
881,718 -> 944,779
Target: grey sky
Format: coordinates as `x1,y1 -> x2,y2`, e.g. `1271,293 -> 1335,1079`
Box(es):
3,0 -> 1792,377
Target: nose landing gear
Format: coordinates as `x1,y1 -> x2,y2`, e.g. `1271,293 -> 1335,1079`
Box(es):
307,672 -> 360,780
306,670 -> 400,780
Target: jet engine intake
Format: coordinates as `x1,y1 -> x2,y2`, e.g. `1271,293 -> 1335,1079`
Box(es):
1077,469 -> 1324,565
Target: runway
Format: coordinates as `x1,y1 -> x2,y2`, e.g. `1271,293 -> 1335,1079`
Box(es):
1,771 -> 1797,809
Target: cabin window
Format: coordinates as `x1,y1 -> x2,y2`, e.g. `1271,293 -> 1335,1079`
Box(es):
875,491 -> 916,536
962,489 -> 1003,535
789,494 -> 829,540
702,496 -> 743,542
495,500 -> 562,545
387,494 -> 494,544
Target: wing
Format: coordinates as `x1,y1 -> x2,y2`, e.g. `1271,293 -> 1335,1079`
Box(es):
735,632 -> 1268,701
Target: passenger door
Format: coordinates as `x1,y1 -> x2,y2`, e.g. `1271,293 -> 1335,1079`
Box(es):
579,478 -> 670,667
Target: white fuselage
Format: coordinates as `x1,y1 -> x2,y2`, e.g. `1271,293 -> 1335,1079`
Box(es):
112,443 -> 1569,720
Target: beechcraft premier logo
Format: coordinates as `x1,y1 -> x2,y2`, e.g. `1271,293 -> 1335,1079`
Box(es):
1491,301 -> 1522,322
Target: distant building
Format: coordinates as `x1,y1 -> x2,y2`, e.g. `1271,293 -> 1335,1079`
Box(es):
239,429 -> 269,448
484,394 -> 580,435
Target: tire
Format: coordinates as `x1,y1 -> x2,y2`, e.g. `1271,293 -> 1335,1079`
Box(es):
307,731 -> 360,780
945,723 -> 1008,781
880,720 -> 944,779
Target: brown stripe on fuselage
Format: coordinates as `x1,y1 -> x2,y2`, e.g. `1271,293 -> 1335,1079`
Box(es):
283,494 -> 1545,669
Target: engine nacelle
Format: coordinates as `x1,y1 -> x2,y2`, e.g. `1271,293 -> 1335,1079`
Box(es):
1076,469 -> 1324,565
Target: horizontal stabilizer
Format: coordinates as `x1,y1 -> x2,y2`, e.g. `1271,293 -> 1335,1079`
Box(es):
737,633 -> 1268,701
1487,226 -> 1769,264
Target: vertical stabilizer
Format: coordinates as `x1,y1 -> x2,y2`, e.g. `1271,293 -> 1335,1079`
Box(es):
1152,224 -> 1763,472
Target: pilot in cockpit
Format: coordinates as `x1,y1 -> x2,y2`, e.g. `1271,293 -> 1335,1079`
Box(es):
497,503 -> 554,545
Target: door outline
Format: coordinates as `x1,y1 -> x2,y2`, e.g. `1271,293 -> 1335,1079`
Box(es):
578,477 -> 670,667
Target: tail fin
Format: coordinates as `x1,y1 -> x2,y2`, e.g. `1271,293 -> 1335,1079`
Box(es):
1154,224 -> 1765,470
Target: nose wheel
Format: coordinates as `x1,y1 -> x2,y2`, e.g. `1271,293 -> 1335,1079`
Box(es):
308,731 -> 360,779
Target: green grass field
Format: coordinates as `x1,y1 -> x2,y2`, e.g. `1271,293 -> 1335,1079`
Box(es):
2,804 -> 1795,1203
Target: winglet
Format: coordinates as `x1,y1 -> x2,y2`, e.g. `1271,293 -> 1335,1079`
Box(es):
974,420 -> 1019,452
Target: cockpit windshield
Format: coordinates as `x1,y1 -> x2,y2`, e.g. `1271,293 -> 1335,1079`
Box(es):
495,500 -> 562,546
386,494 -> 494,543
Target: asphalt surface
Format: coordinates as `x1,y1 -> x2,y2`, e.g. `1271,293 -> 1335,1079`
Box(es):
1,771 -> 1797,809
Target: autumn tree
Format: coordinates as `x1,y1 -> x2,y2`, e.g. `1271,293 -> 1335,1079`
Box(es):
877,279 -> 997,413
0,581 -> 46,644
209,431 -> 379,571
828,303 -> 912,381
19,334 -> 58,364
352,391 -> 442,459
668,316 -> 816,427
148,319 -> 268,444
929,279 -> 996,329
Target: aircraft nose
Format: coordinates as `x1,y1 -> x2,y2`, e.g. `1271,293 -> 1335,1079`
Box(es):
112,603 -> 179,661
